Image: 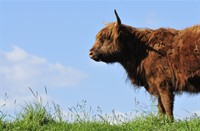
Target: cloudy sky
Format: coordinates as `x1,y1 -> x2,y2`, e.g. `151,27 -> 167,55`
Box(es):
1,0 -> 199,119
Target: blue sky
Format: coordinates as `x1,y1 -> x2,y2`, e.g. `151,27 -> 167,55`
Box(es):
0,0 -> 199,119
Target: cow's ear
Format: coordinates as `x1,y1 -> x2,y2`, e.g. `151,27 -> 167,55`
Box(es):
114,9 -> 121,26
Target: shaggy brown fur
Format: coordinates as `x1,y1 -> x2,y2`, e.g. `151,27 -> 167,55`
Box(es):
89,10 -> 200,119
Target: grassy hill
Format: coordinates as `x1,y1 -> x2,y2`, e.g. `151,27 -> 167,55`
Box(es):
0,89 -> 199,130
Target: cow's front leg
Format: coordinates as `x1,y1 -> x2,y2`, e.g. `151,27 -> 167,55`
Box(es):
158,88 -> 175,119
158,96 -> 166,116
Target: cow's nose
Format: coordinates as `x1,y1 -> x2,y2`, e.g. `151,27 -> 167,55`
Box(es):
89,51 -> 94,58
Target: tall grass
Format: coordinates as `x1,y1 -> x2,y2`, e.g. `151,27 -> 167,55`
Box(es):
0,88 -> 199,130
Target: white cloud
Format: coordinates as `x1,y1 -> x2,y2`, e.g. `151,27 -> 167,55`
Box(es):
0,46 -> 87,112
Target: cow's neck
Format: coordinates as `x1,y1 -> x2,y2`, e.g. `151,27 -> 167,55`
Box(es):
120,52 -> 146,87
119,27 -> 153,86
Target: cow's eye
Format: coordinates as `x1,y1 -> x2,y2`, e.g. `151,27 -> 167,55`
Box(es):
100,38 -> 104,43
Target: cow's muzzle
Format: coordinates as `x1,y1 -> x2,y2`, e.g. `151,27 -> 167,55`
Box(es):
89,50 -> 101,62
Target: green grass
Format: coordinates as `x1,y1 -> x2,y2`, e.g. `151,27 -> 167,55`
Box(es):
0,88 -> 200,131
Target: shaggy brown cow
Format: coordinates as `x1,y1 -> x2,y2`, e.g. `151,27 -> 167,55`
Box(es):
89,10 -> 200,119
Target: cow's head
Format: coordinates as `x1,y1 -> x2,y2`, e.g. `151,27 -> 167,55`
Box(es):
89,10 -> 133,63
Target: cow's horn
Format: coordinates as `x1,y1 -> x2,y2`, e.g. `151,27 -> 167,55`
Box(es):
114,9 -> 121,25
